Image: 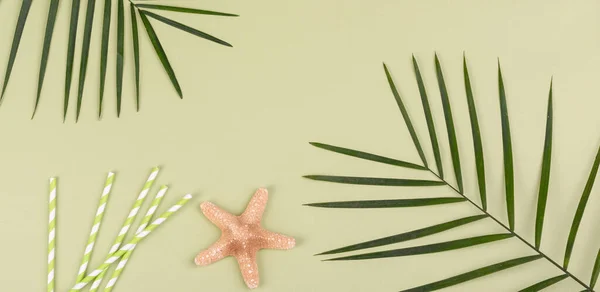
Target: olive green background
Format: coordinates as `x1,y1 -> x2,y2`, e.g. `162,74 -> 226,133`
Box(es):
1,0 -> 600,291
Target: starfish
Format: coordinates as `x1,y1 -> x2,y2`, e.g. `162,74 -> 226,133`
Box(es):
194,188 -> 296,289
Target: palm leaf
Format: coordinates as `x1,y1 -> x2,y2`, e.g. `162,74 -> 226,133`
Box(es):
519,274 -> 568,292
138,12 -> 183,98
534,80 -> 553,249
134,4 -> 239,17
130,3 -> 141,111
75,0 -> 98,121
309,142 -> 426,170
33,0 -> 60,118
1,0 -> 33,100
463,55 -> 487,210
303,175 -> 445,186
305,197 -> 465,209
140,10 -> 233,47
324,234 -> 512,261
98,0 -> 112,118
383,63 -> 428,167
564,143 -> 600,269
412,55 -> 443,177
116,0 -> 125,117
64,0 -> 82,121
306,55 -> 597,291
317,214 -> 487,255
402,255 -> 543,292
498,61 -> 515,230
434,54 -> 463,192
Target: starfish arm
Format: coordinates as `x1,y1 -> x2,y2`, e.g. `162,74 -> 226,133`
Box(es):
200,202 -> 238,229
240,188 -> 269,224
194,237 -> 232,266
236,252 -> 260,289
260,230 -> 296,250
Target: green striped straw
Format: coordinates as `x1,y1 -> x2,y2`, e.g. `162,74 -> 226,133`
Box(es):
103,185 -> 169,292
70,194 -> 192,291
88,167 -> 159,291
47,177 -> 57,292
75,172 -> 115,283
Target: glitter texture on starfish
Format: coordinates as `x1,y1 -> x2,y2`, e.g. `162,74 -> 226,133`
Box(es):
194,188 -> 296,289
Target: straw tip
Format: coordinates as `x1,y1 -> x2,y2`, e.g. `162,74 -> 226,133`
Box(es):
184,194 -> 193,200
108,171 -> 115,176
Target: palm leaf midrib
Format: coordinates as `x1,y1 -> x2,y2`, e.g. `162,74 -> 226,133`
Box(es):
426,166 -> 591,290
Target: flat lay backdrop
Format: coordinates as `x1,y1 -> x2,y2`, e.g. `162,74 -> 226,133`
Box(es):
1,0 -> 600,291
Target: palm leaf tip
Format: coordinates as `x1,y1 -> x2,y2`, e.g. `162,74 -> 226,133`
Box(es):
534,80 -> 553,249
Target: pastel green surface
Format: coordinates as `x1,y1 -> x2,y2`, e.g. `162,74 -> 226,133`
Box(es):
1,0 -> 600,291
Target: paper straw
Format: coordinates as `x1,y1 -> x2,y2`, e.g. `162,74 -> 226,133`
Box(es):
48,177 -> 57,292
75,172 -> 115,282
88,167 -> 160,291
103,186 -> 168,291
70,194 -> 192,291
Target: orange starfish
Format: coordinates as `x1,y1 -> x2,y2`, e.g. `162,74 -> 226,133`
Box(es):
194,188 -> 296,289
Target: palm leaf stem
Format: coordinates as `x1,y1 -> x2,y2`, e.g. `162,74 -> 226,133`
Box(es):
426,168 -> 590,290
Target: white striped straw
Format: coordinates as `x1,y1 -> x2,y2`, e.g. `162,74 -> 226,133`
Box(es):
103,186 -> 168,291
69,194 -> 192,291
75,172 -> 115,282
47,177 -> 57,292
88,167 -> 159,291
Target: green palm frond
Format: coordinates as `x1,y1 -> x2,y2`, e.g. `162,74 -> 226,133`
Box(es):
305,54 -> 600,291
0,0 -> 238,121
1,0 -> 32,101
